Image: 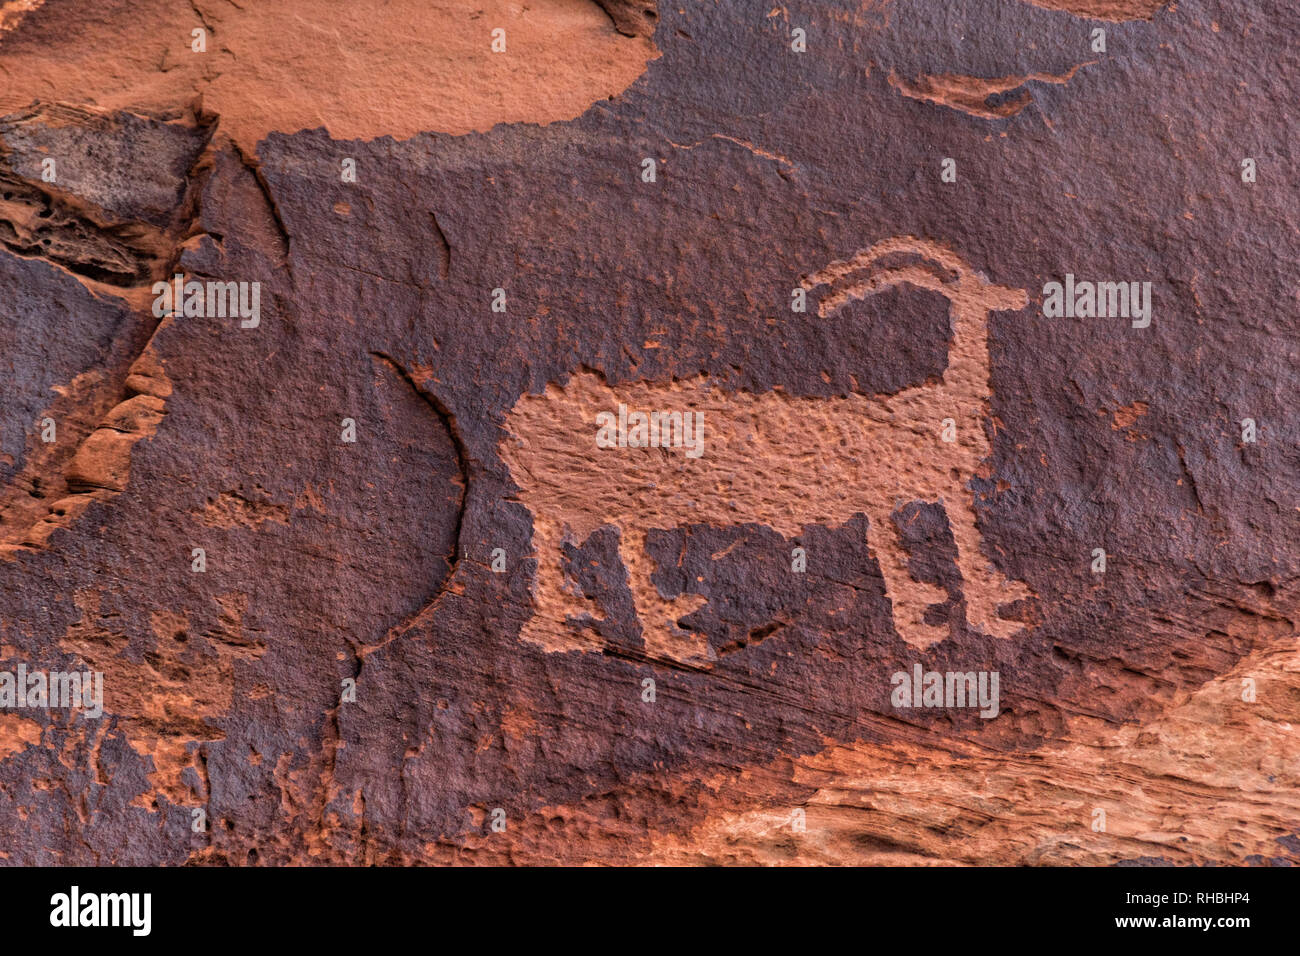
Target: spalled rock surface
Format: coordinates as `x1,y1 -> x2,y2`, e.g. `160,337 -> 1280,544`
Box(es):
0,0 -> 1296,865
0,0 -> 657,151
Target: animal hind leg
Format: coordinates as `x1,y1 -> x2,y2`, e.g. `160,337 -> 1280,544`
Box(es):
619,526 -> 711,666
865,506 -> 949,649
519,517 -> 606,654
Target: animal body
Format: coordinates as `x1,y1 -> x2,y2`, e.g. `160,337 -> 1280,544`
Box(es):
501,237 -> 1033,665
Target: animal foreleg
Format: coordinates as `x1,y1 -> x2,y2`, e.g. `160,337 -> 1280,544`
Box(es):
944,488 -> 1031,639
865,507 -> 949,650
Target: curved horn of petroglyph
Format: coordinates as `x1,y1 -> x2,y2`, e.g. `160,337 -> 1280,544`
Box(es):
801,236 -> 1028,318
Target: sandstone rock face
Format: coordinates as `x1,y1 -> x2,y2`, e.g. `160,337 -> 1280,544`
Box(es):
0,0 -> 1295,866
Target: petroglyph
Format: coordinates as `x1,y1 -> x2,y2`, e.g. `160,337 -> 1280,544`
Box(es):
502,238 -> 1035,665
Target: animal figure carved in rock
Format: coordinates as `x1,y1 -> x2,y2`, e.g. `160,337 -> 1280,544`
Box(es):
501,237 -> 1034,665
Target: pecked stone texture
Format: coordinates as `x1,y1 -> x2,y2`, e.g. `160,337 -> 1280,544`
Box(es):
0,0 -> 1295,865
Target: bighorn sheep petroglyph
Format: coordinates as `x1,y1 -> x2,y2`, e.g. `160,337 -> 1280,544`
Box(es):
501,237 -> 1033,665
